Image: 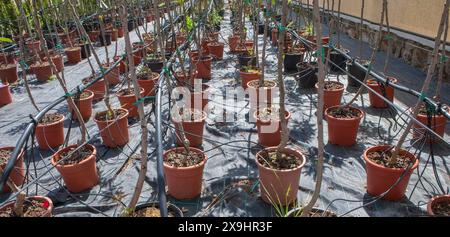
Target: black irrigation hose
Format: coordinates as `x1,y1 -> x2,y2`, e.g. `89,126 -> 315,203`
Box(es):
0,3 -> 193,194
289,27 -> 450,120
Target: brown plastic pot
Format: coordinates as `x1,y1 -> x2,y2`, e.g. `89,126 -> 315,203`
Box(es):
94,108 -> 130,148
228,35 -> 240,52
26,40 -> 41,51
65,47 -> 82,64
363,145 -> 419,201
207,42 -> 225,60
70,90 -> 94,122
31,62 -> 53,82
254,110 -> 291,147
51,144 -> 98,193
247,80 -> 277,114
84,78 -> 105,101
88,31 -> 100,42
0,84 -> 13,106
0,196 -> 53,217
413,111 -> 447,142
367,77 -> 397,108
110,29 -> 118,41
51,54 -> 64,72
189,84 -> 210,111
35,114 -> 65,150
172,109 -> 207,147
256,147 -> 306,205
427,195 -> 450,216
201,39 -> 213,55
271,28 -> 278,45
175,70 -> 198,87
192,55 -> 213,80
0,64 -> 19,84
163,147 -> 207,199
103,64 -> 121,86
0,147 -> 25,193
240,70 -> 261,89
316,82 -> 345,112
117,27 -> 124,38
137,72 -> 159,97
325,106 -> 364,146
113,56 -> 127,74
117,88 -> 145,118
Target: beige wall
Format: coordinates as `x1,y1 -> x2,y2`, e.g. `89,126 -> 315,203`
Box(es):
297,0 -> 449,40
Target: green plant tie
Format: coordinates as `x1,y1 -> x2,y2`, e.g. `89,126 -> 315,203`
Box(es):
315,47 -> 325,63
419,92 -> 427,102
64,92 -> 76,98
122,53 -> 127,59
440,54 -> 448,63
163,67 -> 171,76
133,96 -> 156,106
55,44 -> 63,50
384,34 -> 393,41
425,102 -> 436,114
367,64 -> 372,74
99,67 -> 106,75
19,60 -> 29,70
277,24 -> 286,32
250,180 -> 260,193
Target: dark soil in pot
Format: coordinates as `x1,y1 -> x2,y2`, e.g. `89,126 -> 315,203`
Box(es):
0,149 -> 11,165
56,145 -> 93,166
431,199 -> 450,216
367,149 -> 413,169
247,80 -> 276,88
0,199 -> 50,217
95,108 -> 127,121
39,113 -> 64,125
132,202 -> 183,217
164,149 -> 205,167
257,150 -> 303,170
324,81 -> 345,90
327,106 -> 362,119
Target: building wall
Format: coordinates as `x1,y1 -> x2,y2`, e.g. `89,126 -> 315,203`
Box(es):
297,0 -> 448,40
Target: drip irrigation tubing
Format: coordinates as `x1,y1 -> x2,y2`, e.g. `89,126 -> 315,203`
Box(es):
0,2 -> 194,194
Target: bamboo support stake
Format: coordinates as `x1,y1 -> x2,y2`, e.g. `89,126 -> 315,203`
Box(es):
300,0 -> 325,217
276,0 -> 289,155
436,10 -> 449,101
118,3 -> 149,213
389,0 -> 450,165
344,0 -> 386,107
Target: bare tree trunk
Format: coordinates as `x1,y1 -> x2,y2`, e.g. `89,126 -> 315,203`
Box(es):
436,11 -> 449,101
276,0 -> 289,156
68,0 -> 114,116
359,0 -> 365,58
260,0 -> 270,85
383,0 -> 391,75
119,3 -> 149,213
300,0 -> 325,217
389,0 -> 450,165
29,0 -> 87,144
337,0 -> 341,48
344,0 -> 386,107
